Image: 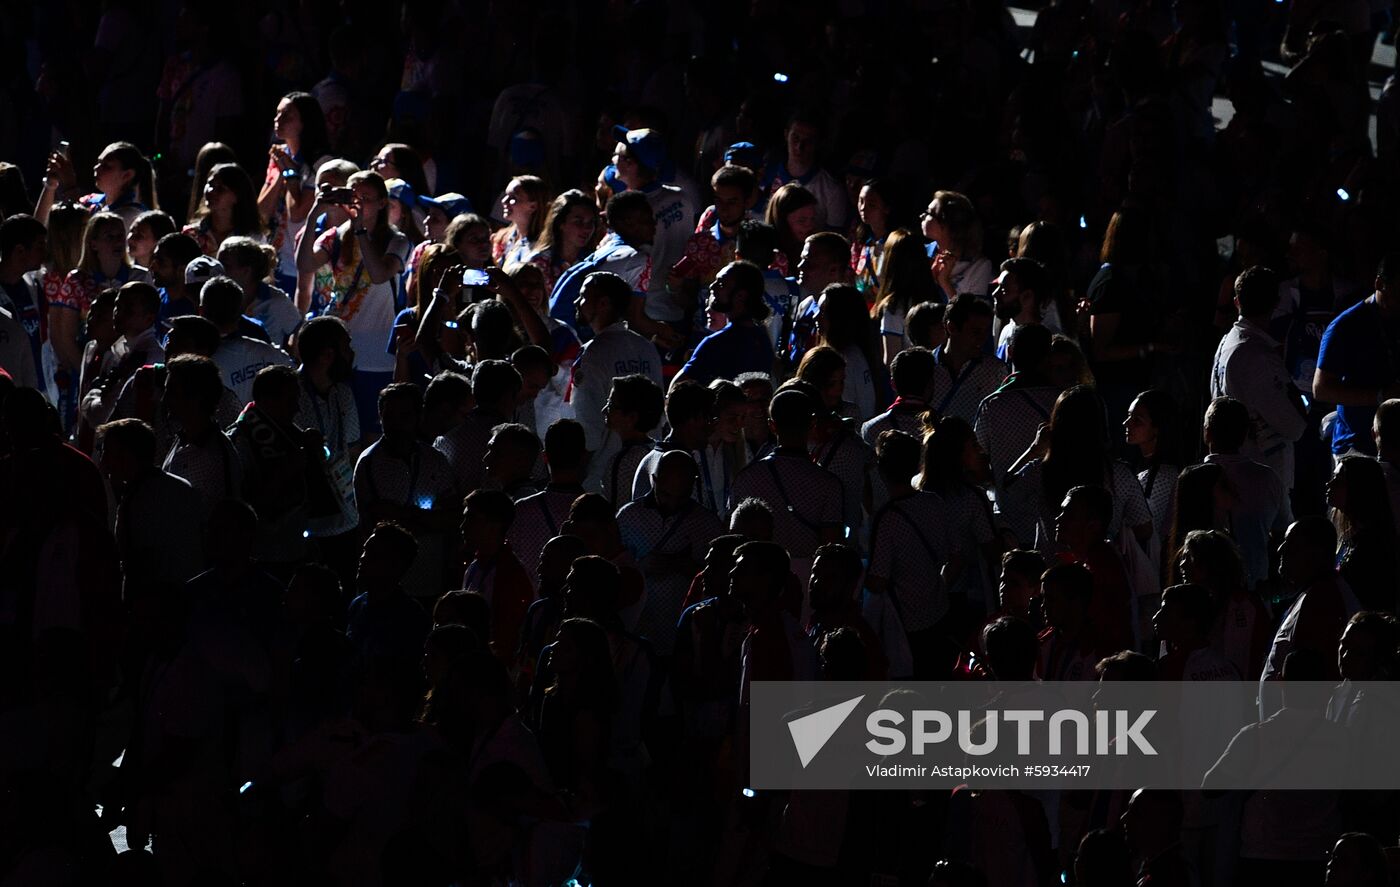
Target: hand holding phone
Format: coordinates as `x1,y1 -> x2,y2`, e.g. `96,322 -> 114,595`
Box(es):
320,186 -> 356,206
461,268 -> 491,287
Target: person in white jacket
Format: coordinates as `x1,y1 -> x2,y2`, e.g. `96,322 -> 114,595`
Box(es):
1211,266 -> 1308,490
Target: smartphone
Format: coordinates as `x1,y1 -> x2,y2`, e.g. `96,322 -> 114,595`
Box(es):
57,140 -> 70,159
443,320 -> 460,330
462,269 -> 490,286
322,186 -> 355,205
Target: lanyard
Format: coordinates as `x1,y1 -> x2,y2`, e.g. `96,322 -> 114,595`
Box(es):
651,499 -> 697,556
934,348 -> 979,415
815,427 -> 847,470
302,376 -> 345,454
698,445 -> 731,513
609,440 -> 646,506
765,456 -> 817,531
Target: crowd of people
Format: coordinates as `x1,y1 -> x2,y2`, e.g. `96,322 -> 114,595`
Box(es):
2,0 -> 1400,885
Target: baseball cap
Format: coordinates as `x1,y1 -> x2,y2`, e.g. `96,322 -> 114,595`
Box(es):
601,164 -> 627,194
611,125 -> 669,174
185,255 -> 225,286
385,178 -> 417,208
417,192 -> 474,218
724,141 -> 764,170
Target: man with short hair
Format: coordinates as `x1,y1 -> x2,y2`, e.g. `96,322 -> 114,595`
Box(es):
736,371 -> 776,460
618,449 -> 724,654
612,126 -> 696,318
509,418 -> 589,589
592,373 -> 664,506
150,232 -> 205,320
861,346 -> 935,444
631,380 -> 714,502
461,489 -> 534,660
670,260 -> 774,388
785,231 -> 852,368
161,354 -> 243,519
735,540 -> 818,711
735,220 -> 799,353
867,429 -> 958,678
0,214 -> 48,385
930,294 -> 1006,424
97,417 -> 205,587
568,271 -> 664,459
200,276 -> 293,406
1053,484 -> 1134,654
483,423 -> 542,500
229,365 -> 315,566
433,359 -> 523,495
356,383 -> 459,600
189,256 -> 270,342
730,388 -> 843,593
1314,250 -> 1400,457
345,521 -> 431,669
1212,265 -> 1308,488
1203,395 -> 1291,588
976,322 -> 1059,495
1259,517 -> 1359,716
81,281 -> 164,426
1373,398 -> 1400,536
992,256 -> 1053,360
759,111 -> 848,230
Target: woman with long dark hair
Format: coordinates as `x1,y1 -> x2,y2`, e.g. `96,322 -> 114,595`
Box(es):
183,163 -> 263,256
38,141 -> 158,231
369,143 -> 431,205
258,92 -> 331,292
183,142 -> 237,226
1329,455 -> 1399,611
815,283 -> 883,421
871,228 -> 939,364
1084,206 -> 1178,426
1003,384 -> 1153,553
526,190 -> 599,291
1166,462 -> 1231,568
851,179 -> 897,296
1124,389 -> 1185,548
764,182 -> 820,274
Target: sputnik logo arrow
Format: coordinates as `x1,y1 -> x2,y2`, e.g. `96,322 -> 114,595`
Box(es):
787,695 -> 865,767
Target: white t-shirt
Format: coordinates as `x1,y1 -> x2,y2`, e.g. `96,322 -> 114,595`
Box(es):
641,183 -> 696,321
568,321 -> 663,452
314,227 -> 412,374
840,345 -> 878,422
212,335 -> 294,406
